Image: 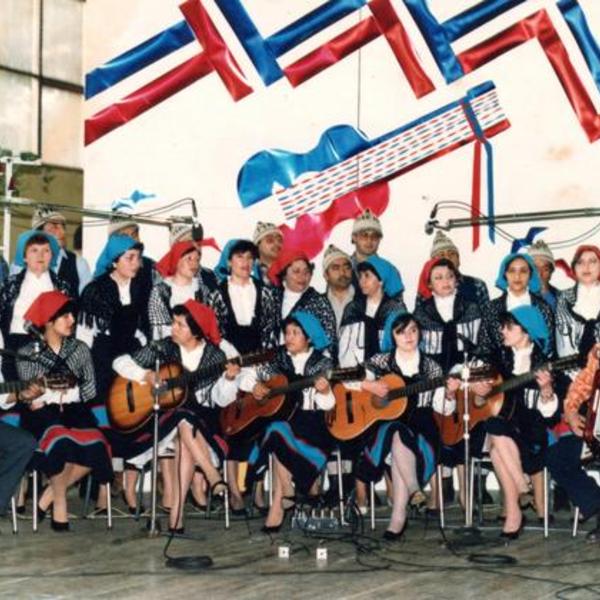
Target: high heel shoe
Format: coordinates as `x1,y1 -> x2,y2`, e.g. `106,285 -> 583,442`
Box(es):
121,491 -> 144,515
500,515 -> 526,540
168,526 -> 185,535
209,480 -> 228,498
261,521 -> 283,534
409,490 -> 427,510
383,521 -> 408,541
51,519 -> 70,532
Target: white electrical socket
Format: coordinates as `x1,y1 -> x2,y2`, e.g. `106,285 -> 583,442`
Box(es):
316,547 -> 328,561
278,545 -> 290,559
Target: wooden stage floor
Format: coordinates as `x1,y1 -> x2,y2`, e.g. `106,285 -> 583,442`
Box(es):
2,498 -> 600,600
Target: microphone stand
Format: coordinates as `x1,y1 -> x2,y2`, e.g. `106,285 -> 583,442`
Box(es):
147,357 -> 162,537
452,341 -> 481,543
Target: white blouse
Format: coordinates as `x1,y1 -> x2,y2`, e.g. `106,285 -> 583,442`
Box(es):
573,282 -> 600,320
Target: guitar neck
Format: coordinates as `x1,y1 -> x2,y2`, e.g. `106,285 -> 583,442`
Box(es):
488,354 -> 579,396
0,380 -> 30,395
386,376 -> 447,402
170,350 -> 274,388
268,368 -> 362,398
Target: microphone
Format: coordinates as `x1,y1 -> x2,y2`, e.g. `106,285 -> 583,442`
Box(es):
23,321 -> 45,354
191,199 -> 204,242
424,203 -> 439,235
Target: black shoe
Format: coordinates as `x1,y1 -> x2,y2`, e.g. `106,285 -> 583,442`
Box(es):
188,494 -> 208,512
50,519 -> 70,532
37,505 -> 48,522
261,522 -> 282,534
121,492 -> 143,515
210,480 -> 228,498
500,515 -> 526,541
538,514 -> 555,526
16,504 -> 26,515
168,526 -> 185,535
383,521 -> 408,541
253,502 -> 269,516
231,506 -> 248,517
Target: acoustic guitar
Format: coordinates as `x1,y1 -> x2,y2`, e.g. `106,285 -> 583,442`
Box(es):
107,349 -> 275,433
435,353 -> 581,446
327,372 -> 448,441
1,374 -> 77,399
220,366 -> 364,440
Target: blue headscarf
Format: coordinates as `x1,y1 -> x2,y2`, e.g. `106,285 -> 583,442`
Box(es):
381,309 -> 410,353
93,234 -> 141,278
509,305 -> 551,355
214,238 -> 257,282
14,230 -> 60,269
363,256 -> 404,298
289,311 -> 331,351
495,252 -> 541,294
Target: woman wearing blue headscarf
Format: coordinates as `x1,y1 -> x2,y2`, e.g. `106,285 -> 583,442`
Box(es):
77,234 -> 160,512
474,305 -> 565,539
478,252 -> 555,362
0,230 -> 71,378
338,256 -> 407,368
243,311 -> 336,533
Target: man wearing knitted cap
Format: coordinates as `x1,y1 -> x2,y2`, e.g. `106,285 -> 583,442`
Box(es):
528,240 -> 560,311
351,209 -> 382,268
253,222 -> 283,286
13,207 -> 92,296
322,244 -> 354,333
417,230 -> 489,309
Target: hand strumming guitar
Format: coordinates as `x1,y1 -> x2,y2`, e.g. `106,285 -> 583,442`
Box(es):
19,382 -> 45,410
252,382 -> 270,404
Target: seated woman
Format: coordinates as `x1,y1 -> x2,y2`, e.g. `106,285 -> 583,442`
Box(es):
244,311 -> 335,533
414,257 -> 484,509
478,252 -> 555,362
15,291 -> 113,531
476,306 -> 562,538
556,244 -> 600,358
113,300 -> 239,533
355,311 -> 454,540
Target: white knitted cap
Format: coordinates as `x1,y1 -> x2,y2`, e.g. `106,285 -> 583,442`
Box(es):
253,221 -> 282,245
352,209 -> 382,237
322,244 -> 351,272
430,230 -> 458,258
32,207 -> 66,230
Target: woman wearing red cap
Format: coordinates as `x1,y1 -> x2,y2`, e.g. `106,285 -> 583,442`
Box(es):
413,257 -> 484,511
14,291 -> 113,531
113,300 -> 240,533
556,245 -> 600,358
149,241 -> 219,341
268,248 -> 337,354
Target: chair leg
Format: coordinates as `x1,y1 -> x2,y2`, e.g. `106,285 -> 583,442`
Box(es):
573,506 -> 580,537
268,454 -> 274,508
82,475 -> 92,517
476,461 -> 484,526
10,496 -> 18,534
468,459 -> 475,526
135,468 -> 144,520
543,467 -> 549,538
107,482 -> 113,530
436,465 -> 445,529
223,460 -> 230,530
370,481 -> 376,531
335,449 -> 346,526
32,471 -> 38,533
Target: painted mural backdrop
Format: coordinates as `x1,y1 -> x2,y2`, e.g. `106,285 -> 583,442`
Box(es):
83,0 -> 600,303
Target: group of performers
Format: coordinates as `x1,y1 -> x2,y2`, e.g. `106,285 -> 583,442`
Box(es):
0,205 -> 599,544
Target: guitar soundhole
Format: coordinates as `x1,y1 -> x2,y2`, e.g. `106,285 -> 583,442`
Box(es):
345,391 -> 354,424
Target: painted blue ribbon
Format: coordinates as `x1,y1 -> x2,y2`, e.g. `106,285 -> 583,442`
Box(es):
510,226 -> 548,254
214,0 -> 284,85
85,20 -> 195,99
237,81 -> 498,209
267,0 -> 367,56
402,0 -> 525,83
558,0 -> 600,91
462,89 -> 496,244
